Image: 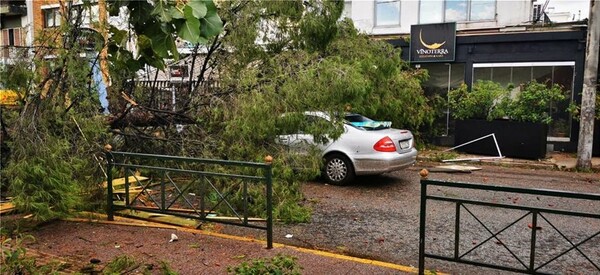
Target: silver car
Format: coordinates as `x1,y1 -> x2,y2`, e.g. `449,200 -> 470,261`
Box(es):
277,111 -> 417,185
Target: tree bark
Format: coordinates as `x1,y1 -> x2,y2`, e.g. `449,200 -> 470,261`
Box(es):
577,0 -> 599,170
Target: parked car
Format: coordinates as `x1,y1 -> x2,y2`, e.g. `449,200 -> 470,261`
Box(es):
277,111 -> 417,185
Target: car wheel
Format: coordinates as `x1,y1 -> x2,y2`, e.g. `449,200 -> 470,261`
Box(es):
323,153 -> 355,185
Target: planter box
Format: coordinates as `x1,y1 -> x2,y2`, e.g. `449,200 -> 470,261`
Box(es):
455,119 -> 548,160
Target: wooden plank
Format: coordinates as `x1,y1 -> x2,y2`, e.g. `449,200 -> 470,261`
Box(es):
112,188 -> 144,195
0,202 -> 15,214
102,176 -> 149,188
116,209 -> 201,228
114,205 -> 215,214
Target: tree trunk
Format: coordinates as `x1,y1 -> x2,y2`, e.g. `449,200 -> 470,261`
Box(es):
577,0 -> 599,170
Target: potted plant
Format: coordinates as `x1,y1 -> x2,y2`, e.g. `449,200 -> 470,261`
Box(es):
449,80 -> 566,159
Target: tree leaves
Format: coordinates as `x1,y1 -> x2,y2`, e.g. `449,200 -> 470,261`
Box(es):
177,6 -> 202,43
188,0 -> 208,18
106,0 -> 223,71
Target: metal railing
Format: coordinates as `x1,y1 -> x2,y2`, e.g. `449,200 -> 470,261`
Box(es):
419,178 -> 600,274
106,151 -> 273,248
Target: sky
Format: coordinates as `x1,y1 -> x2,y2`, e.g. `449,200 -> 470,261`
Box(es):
534,0 -> 591,20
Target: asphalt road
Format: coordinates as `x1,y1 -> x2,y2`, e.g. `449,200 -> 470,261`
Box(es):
226,161 -> 600,274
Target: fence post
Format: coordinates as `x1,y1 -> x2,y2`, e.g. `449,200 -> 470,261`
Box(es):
266,163 -> 273,249
105,148 -> 114,221
529,211 -> 538,272
419,175 -> 429,275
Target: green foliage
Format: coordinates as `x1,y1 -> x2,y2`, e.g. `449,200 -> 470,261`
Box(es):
449,80 -> 567,124
1,235 -> 36,274
567,93 -> 600,120
103,255 -> 139,274
506,81 -> 566,124
1,10 -> 109,220
448,80 -> 509,121
1,234 -> 67,274
106,0 -> 223,71
227,254 -> 302,275
158,260 -> 179,275
103,0 -> 432,224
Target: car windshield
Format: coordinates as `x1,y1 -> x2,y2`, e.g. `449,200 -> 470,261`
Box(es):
344,114 -> 392,130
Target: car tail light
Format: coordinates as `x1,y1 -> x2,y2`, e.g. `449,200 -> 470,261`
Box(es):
373,136 -> 396,152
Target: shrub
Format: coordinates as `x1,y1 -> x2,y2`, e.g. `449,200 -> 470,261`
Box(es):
227,254 -> 302,275
449,80 -> 567,124
448,80 -> 509,121
507,81 -> 566,124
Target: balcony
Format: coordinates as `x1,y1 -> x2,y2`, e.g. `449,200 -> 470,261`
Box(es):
0,2 -> 27,16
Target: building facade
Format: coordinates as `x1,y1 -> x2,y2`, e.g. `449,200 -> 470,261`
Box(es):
344,0 -> 595,155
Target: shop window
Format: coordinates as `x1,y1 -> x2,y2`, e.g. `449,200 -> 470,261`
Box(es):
43,8 -> 61,28
419,0 -> 495,24
375,0 -> 401,26
473,62 -> 575,141
420,63 -> 466,137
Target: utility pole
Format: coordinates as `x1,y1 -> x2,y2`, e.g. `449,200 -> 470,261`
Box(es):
577,0 -> 599,170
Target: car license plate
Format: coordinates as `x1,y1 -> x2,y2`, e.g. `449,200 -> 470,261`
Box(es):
400,140 -> 410,149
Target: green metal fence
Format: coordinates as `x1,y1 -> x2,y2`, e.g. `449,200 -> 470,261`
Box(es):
419,178 -> 600,274
106,151 -> 273,248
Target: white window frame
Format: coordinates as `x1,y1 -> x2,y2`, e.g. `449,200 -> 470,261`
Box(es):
419,0 -> 496,24
43,7 -> 62,28
70,3 -> 100,27
473,61 -> 576,142
375,0 -> 401,27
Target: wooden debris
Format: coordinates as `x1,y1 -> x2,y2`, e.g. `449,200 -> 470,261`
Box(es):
0,202 -> 15,215
116,209 -> 202,228
102,176 -> 149,188
428,165 -> 482,173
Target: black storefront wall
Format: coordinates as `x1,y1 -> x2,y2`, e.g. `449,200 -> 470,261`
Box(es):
389,29 -> 590,154
455,119 -> 548,159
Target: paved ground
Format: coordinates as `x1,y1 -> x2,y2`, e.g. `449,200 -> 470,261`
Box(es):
8,150 -> 600,274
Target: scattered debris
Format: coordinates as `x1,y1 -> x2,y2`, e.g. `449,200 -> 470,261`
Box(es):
285,234 -> 293,239
90,258 -> 101,264
0,201 -> 15,215
169,233 -> 179,243
527,224 -> 543,230
428,165 -> 482,173
442,133 -> 504,162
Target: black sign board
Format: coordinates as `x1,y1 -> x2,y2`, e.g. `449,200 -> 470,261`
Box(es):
410,23 -> 456,63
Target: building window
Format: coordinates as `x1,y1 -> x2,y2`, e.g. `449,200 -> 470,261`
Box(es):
419,0 -> 495,24
473,62 -> 575,140
43,7 -> 61,28
1,29 -> 23,46
70,4 -> 100,27
375,0 -> 401,26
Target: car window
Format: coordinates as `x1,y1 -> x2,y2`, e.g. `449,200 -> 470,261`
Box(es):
344,114 -> 392,130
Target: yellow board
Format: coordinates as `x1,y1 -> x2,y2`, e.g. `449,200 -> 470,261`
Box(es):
102,176 -> 149,188
0,89 -> 20,106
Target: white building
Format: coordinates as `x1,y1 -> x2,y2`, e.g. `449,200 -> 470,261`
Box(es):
342,0 -> 596,156
344,0 -> 534,36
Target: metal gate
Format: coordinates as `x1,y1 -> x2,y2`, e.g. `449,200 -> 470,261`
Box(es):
106,151 -> 273,248
419,178 -> 600,274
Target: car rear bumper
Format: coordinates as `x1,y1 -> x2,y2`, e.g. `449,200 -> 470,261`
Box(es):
353,148 -> 418,175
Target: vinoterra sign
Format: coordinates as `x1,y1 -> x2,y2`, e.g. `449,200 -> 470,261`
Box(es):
410,23 -> 456,63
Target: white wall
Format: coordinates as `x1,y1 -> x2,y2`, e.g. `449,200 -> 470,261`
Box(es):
348,0 -> 533,35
